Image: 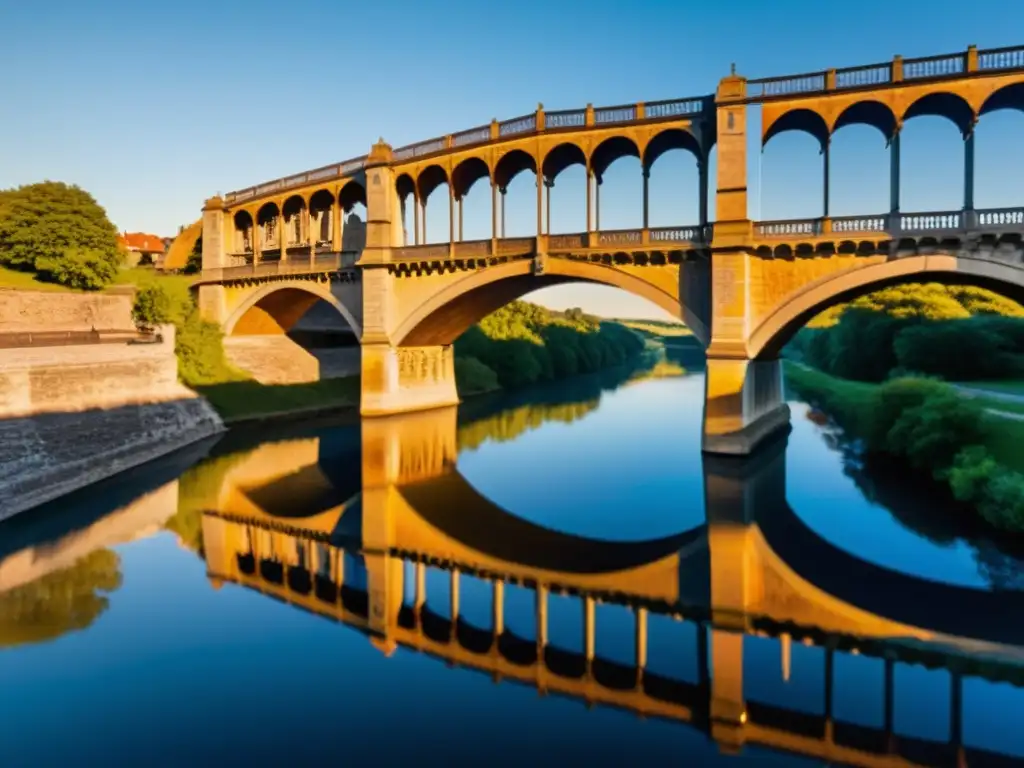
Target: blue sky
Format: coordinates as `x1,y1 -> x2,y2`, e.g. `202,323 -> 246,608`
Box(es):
1,0 -> 1022,319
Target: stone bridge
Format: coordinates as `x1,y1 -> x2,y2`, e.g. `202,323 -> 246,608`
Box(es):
198,406 -> 1024,767
187,43 -> 1024,454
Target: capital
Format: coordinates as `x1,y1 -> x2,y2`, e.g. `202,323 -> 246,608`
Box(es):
203,195 -> 225,211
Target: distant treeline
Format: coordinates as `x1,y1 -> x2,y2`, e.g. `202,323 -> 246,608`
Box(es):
454,302 -> 647,395
787,283 -> 1024,382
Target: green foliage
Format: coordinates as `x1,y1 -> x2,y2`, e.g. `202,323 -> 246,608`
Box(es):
454,356 -> 500,396
196,377 -> 359,422
0,181 -> 123,289
132,284 -> 177,327
176,311 -> 240,387
893,316 -> 1024,380
0,549 -> 121,648
184,236 -> 203,275
35,247 -> 121,290
453,301 -> 645,394
786,362 -> 1024,532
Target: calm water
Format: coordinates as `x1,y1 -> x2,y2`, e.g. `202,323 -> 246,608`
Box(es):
2,358 -> 1024,767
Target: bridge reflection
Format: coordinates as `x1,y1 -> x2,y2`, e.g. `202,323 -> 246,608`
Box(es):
198,406 -> 1024,767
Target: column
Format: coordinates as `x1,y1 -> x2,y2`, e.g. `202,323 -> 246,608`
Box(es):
964,123 -> 976,212
254,218 -> 262,263
634,606 -> 647,685
545,179 -> 553,235
492,580 -> 504,636
536,172 -> 543,237
583,596 -> 595,667
332,200 -> 342,252
450,568 -> 460,623
642,167 -> 650,230
448,185 -> 455,255
415,561 -> 426,615
703,357 -> 789,456
422,199 -> 428,244
822,139 -> 831,218
698,156 -> 709,228
458,196 -> 464,242
500,188 -> 507,237
413,193 -> 421,245
586,164 -> 594,235
889,127 -> 901,214
883,658 -> 895,749
536,584 -> 549,651
491,180 -> 498,254
304,206 -> 312,256
950,671 -> 963,750
278,210 -> 286,259
824,645 -> 834,741
595,178 -> 601,231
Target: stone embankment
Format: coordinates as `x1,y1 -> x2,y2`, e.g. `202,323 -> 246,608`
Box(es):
0,292 -> 224,520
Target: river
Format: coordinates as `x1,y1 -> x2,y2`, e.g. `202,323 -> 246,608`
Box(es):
1,354 -> 1024,766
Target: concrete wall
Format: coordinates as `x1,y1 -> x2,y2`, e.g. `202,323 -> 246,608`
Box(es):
0,324 -> 224,520
0,289 -> 135,332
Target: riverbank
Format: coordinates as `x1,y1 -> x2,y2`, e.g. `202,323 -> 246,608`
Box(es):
783,361 -> 1024,531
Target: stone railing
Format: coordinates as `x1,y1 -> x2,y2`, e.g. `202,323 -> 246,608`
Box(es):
224,95 -> 711,205
202,252 -> 359,281
746,44 -> 1024,101
754,207 -> 1024,240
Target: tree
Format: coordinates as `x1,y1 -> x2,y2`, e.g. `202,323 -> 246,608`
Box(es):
0,181 -> 123,288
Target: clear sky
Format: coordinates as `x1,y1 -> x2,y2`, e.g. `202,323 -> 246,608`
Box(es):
1,0 -> 1022,320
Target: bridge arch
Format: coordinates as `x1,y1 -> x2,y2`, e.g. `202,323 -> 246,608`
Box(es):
392,258 -> 683,347
541,142 -> 586,182
163,219 -> 202,270
223,281 -> 362,338
590,135 -> 641,180
746,253 -> 1024,359
901,91 -> 975,135
980,81 -> 1024,115
643,127 -> 703,169
831,100 -> 897,138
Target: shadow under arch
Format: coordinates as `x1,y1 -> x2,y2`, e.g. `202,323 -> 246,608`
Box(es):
393,258 -> 685,347
223,282 -> 363,338
396,470 -> 703,575
747,253 -> 1024,359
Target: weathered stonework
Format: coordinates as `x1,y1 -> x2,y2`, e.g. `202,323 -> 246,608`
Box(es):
0,289 -> 135,332
0,324 -> 224,520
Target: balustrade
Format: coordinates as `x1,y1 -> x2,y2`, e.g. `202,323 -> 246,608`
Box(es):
498,114 -> 536,137
755,219 -> 822,238
453,239 -> 491,258
598,228 -> 643,245
452,126 -> 490,147
902,52 -> 965,80
834,63 -> 892,89
545,109 -> 586,129
547,233 -> 587,250
831,216 -> 887,234
649,226 -> 702,243
594,104 -> 637,124
899,211 -> 963,233
978,207 -> 1024,228
645,98 -> 706,119
978,45 -> 1024,71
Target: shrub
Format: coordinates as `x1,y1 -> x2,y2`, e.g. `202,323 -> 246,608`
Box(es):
132,284 -> 176,327
454,356 -> 499,396
176,311 -> 239,387
35,247 -> 121,290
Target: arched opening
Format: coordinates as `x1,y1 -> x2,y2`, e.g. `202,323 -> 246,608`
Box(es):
761,109 -> 829,221
493,149 -> 539,238
256,202 -> 281,260
451,157 -> 492,243
643,128 -> 704,229
309,189 -> 335,248
542,142 -> 587,235
829,101 -> 897,216
415,165 -> 451,245
282,195 -> 306,253
338,180 -> 367,253
900,93 -> 974,213
225,284 -> 361,386
232,210 -> 254,256
750,258 -> 1024,364
976,83 -> 1024,210
590,136 -> 642,232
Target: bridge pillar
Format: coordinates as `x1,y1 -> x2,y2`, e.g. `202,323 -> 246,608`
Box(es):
709,629 -> 748,753
702,71 -> 788,454
198,197 -> 230,325
359,139 -> 460,416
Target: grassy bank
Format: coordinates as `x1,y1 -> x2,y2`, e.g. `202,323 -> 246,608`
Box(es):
784,361 -> 1024,530
196,376 -> 360,424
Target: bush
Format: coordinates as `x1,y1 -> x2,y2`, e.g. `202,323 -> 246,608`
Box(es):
176,311 -> 239,387
454,356 -> 500,396
948,446 -> 1024,532
132,284 -> 176,327
34,247 -> 121,291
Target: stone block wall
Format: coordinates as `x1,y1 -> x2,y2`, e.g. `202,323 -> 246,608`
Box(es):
0,289 -> 136,332
0,324 -> 224,520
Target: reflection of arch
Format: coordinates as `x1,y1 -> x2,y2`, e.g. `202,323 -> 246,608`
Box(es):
762,109 -> 829,150
832,101 -> 897,138
902,92 -> 975,135
393,259 -> 682,347
643,128 -> 702,169
224,282 -> 362,337
747,255 -> 1024,359
398,471 -> 702,574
